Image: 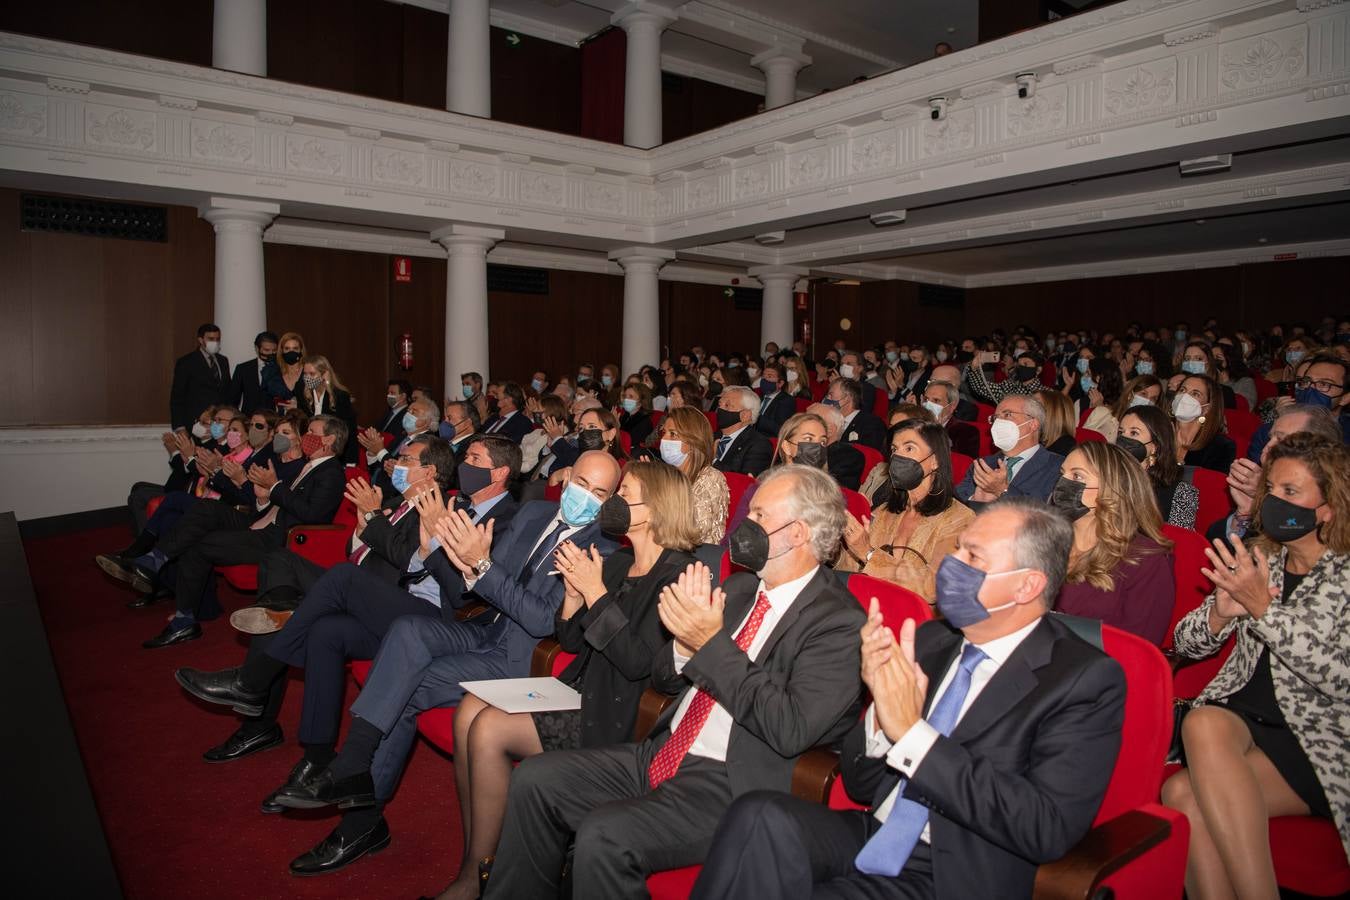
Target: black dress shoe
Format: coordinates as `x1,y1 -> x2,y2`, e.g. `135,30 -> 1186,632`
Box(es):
175,667 -> 267,716
272,768 -> 376,810
126,586 -> 171,609
289,817 -> 390,877
94,552 -> 138,585
127,562 -> 157,595
202,724 -> 283,763
142,620 -> 202,649
261,757 -> 323,814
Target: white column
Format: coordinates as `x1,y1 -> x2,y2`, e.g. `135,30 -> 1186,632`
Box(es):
612,3 -> 677,149
751,266 -> 807,352
446,0 -> 491,118
433,224 -> 504,397
213,0 -> 267,77
751,47 -> 811,110
609,247 -> 676,376
199,197 -> 279,369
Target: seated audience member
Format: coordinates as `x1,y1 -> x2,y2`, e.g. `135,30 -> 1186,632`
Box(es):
1177,340 -> 1237,409
964,347 -> 1043,403
1051,442 -> 1175,645
1172,374 -> 1236,473
438,400 -> 481,469
922,363 -> 977,421
839,350 -> 879,413
482,382 -> 533,443
519,394 -> 571,478
1212,342 -> 1258,411
808,401 -> 866,491
482,465 -> 865,898
598,363 -> 621,402
1112,373 -> 1165,420
781,356 -> 814,399
170,323 -> 231,430
1266,336 -> 1318,391
1116,404 -> 1200,529
373,379 -> 412,441
657,406 -> 729,543
139,416 -> 349,648
1288,353 -> 1350,436
123,406 -> 219,535
1075,357 -> 1125,442
297,355 -> 359,465
359,396 -> 438,497
1164,434 -> 1349,899
176,436 -> 496,765
857,404 -> 936,501
693,497 -> 1126,900
617,381 -> 656,448
229,331 -> 279,416
1037,388 -> 1079,457
269,452 -> 622,874
666,379 -> 702,414
460,371 -> 490,423
259,331 -> 307,413
956,393 -> 1064,507
921,379 -> 980,457
837,421 -> 974,603
830,377 -> 887,453
771,412 -> 829,470
712,385 -> 772,477
754,364 -> 795,438
426,460 -> 699,900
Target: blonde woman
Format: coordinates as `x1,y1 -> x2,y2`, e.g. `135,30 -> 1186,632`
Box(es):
298,355 -> 358,463
656,406 -> 728,543
771,412 -> 829,469
1050,441 -> 1175,644
1035,388 -> 1078,457
261,331 -> 307,411
781,356 -> 813,400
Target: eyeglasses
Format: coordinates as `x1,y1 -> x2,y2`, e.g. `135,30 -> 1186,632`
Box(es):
1295,377 -> 1344,395
250,422 -> 269,430
987,411 -> 1028,424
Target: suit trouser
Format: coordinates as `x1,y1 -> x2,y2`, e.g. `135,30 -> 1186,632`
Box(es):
260,562 -> 439,745
173,525 -> 285,617
156,498 -> 253,559
144,491 -> 198,540
351,614 -> 516,801
256,547 -> 327,599
127,482 -> 165,534
484,744 -> 732,900
689,791 -> 933,900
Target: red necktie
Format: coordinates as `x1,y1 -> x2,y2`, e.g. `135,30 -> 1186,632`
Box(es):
348,502 -> 410,565
647,591 -> 773,788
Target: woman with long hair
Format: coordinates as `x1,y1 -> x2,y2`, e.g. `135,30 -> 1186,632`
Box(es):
429,461 -> 700,900
1036,388 -> 1078,457
1164,434 -> 1350,899
261,331 -> 307,411
1112,374 -> 1165,421
1115,403 -> 1199,529
771,412 -> 829,469
656,406 -> 728,543
836,420 -> 973,603
780,356 -> 813,400
617,381 -> 655,448
1171,373 -> 1235,473
297,354 -> 358,464
1051,441 -> 1175,644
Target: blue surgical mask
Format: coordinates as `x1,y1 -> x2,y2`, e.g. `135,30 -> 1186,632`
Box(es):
1174,330 -> 1187,341
885,350 -> 899,363
1076,358 -> 1090,374
822,397 -> 840,408
601,375 -> 614,388
934,556 -> 1026,628
660,439 -> 688,467
1295,386 -> 1334,409
560,481 -> 602,526
531,378 -> 546,392
1285,350 -> 1306,366
621,397 -> 638,414
210,422 -> 227,441
390,465 -> 412,494
462,384 -> 474,399
1181,360 -> 1206,375
1135,360 -> 1154,375
402,411 -> 419,433
1079,376 -> 1095,392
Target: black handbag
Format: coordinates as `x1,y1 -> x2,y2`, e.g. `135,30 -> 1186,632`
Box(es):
1167,698 -> 1191,767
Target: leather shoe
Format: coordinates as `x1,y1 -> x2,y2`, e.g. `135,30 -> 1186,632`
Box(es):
127,562 -> 157,595
126,586 -> 172,609
229,606 -> 294,635
261,757 -> 324,814
202,723 -> 283,763
289,817 -> 390,877
175,667 -> 267,716
273,768 -> 376,810
142,620 -> 202,649
94,553 -> 137,586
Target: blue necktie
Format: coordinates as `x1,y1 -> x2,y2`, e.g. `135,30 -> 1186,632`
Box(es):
716,435 -> 733,461
518,520 -> 570,584
854,643 -> 989,876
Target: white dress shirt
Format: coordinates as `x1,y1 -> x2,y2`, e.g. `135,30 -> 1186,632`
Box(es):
865,617 -> 1042,841
461,508 -> 582,592
251,455 -> 331,528
668,565 -> 819,763
405,491 -> 511,606
485,410 -> 517,434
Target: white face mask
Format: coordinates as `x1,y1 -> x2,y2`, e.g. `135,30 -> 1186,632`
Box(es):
935,351 -> 949,362
922,400 -> 946,421
1128,394 -> 1153,409
839,363 -> 856,379
191,422 -> 210,440
204,340 -> 220,355
659,439 -> 688,467
746,367 -> 759,379
785,369 -> 799,383
1172,392 -> 1204,423
990,417 -> 1026,452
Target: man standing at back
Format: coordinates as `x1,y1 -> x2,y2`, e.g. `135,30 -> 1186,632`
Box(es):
170,323 -> 230,430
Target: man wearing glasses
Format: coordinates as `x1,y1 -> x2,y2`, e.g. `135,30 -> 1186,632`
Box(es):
955,394 -> 1064,508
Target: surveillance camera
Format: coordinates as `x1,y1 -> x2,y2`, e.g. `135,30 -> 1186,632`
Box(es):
929,97 -> 947,121
1016,73 -> 1036,100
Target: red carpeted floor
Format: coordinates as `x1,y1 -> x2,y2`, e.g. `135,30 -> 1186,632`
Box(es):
25,524 -> 465,899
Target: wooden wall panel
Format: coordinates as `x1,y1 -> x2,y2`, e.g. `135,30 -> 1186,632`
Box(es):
0,0 -> 212,66
662,74 -> 764,144
0,197 -> 35,425
29,234 -> 106,424
401,5 -> 448,110
661,281 -> 764,362
388,256 -> 447,401
102,238 -> 170,424
487,270 -> 625,386
491,28 -> 583,136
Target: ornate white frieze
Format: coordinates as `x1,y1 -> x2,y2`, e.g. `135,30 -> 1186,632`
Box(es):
192,121 -> 254,163
1104,60 -> 1177,116
0,91 -> 44,135
1220,26 -> 1308,92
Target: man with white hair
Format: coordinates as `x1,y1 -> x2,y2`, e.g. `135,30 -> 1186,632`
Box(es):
483,465 -> 866,899
712,385 -> 772,476
808,401 -> 865,491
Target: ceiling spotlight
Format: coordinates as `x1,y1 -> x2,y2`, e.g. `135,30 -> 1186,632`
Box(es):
869,210 -> 907,227
1179,154 -> 1232,176
754,230 -> 786,245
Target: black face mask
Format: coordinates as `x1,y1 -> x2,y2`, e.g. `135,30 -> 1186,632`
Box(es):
1259,495 -> 1320,543
706,381 -> 723,399
597,496 -> 643,535
1050,476 -> 1092,521
793,441 -> 828,469
715,408 -> 742,432
1013,366 -> 1039,382
888,453 -> 931,492
1115,435 -> 1149,463
899,358 -> 919,374
259,353 -> 276,366
727,518 -> 793,572
577,428 -> 607,452
955,350 -> 975,364
281,350 -> 303,365
457,462 -> 493,496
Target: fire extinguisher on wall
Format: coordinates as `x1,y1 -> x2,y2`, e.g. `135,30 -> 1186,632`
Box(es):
398,333 -> 414,371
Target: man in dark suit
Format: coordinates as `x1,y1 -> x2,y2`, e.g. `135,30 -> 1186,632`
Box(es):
228,331 -> 278,416
810,401 -> 866,491
481,381 -> 534,443
928,363 -> 980,422
692,497 -> 1126,900
175,435 -> 521,777
270,450 -> 623,875
170,323 -> 230,430
955,394 -> 1063,509
140,415 -> 349,649
840,351 -> 878,415
373,379 -> 412,439
755,364 -> 795,438
921,379 -> 981,458
356,397 -> 439,500
713,386 -> 773,477
831,377 -> 887,453
478,465 -> 865,898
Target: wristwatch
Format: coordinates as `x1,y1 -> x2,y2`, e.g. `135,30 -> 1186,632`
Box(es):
362,509 -> 381,524
473,557 -> 492,577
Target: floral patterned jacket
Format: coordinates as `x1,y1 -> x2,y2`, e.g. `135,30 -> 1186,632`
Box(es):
1172,547 -> 1350,860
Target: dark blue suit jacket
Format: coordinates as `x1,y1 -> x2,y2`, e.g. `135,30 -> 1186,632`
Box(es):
955,446 -> 1064,507
482,411 -> 535,444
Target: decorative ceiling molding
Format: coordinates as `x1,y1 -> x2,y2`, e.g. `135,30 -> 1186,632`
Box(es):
685,0 -> 901,69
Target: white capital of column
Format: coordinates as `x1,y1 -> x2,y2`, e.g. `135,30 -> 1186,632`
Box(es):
612,3 -> 677,149
751,46 -> 811,110
433,224 -> 504,397
610,247 -> 676,377
213,0 -> 267,77
446,0 -> 491,118
199,197 -> 279,369
750,266 -> 807,352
